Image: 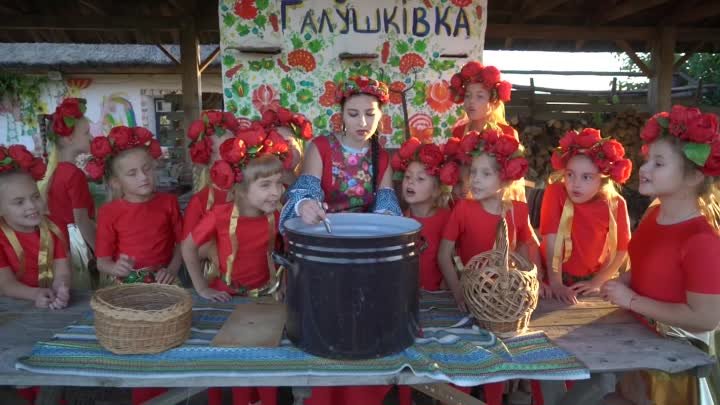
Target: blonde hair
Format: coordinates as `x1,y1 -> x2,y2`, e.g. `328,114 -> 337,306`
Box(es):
456,99 -> 508,132
193,165 -> 210,192
37,114 -> 58,200
232,154 -> 283,209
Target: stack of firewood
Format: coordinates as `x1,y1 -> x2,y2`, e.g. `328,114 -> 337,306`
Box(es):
519,119 -> 587,184
602,109 -> 651,190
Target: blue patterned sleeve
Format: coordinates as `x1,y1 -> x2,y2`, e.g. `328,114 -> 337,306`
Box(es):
372,187 -> 402,216
280,174 -> 325,232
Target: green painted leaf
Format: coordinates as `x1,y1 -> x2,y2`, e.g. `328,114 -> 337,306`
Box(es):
256,0 -> 269,10
313,115 -> 328,129
223,13 -> 237,27
392,115 -> 404,128
254,15 -> 267,28
392,130 -> 405,145
333,71 -> 347,83
233,81 -> 248,98
432,115 -> 440,126
308,40 -> 323,53
656,116 -> 669,129
226,100 -> 238,113
414,81 -> 427,93
280,93 -> 290,107
447,115 -> 457,125
389,56 -> 400,67
297,89 -> 314,104
412,93 -> 426,107
281,77 -> 296,92
291,35 -> 303,49
237,24 -> 250,36
224,88 -> 233,99
396,41 -> 410,54
249,61 -> 262,71
290,104 -> 299,113
223,54 -> 236,67
413,40 -> 427,53
683,142 -> 712,167
262,59 -> 274,69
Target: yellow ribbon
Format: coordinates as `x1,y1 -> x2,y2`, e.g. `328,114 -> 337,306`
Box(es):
224,204 -> 240,286
205,186 -> 215,212
0,218 -> 25,280
0,217 -> 65,287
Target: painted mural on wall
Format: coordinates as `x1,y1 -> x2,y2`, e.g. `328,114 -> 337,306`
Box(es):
219,0 -> 487,147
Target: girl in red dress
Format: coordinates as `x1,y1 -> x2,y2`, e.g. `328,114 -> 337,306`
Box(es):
38,98 -> 96,289
0,145 -> 71,405
540,128 -> 633,304
439,127 -> 542,310
602,106 -> 720,405
393,137 -> 460,291
182,129 -> 293,405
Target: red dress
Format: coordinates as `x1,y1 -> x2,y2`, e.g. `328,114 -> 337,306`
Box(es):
47,162 -> 95,229
443,199 -> 537,264
539,183 -> 630,282
0,219 -> 67,287
191,204 -> 278,292
181,186 -> 230,240
314,134 -> 389,213
629,206 -> 720,302
407,208 -> 451,291
95,193 -> 182,270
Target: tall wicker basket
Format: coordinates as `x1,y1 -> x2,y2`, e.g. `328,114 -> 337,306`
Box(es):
460,218 -> 539,337
91,284 -> 192,354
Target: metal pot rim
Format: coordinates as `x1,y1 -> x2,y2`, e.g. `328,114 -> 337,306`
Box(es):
284,213 -> 421,239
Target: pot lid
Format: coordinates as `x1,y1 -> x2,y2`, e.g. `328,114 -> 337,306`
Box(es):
284,213 -> 421,238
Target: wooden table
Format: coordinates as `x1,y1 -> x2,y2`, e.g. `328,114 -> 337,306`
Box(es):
0,292 -> 714,405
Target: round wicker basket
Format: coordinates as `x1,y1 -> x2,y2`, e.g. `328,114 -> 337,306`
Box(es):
461,218 -> 539,338
90,283 -> 193,354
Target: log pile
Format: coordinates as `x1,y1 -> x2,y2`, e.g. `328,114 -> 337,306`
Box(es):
601,109 -> 651,190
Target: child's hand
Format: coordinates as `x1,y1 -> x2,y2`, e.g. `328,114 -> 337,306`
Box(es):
601,280 -> 636,309
570,279 -> 603,297
111,254 -> 134,278
451,287 -> 468,313
551,283 -> 578,304
298,199 -> 328,225
34,289 -> 56,308
197,287 -> 232,302
539,282 -> 553,299
49,283 -> 70,310
155,268 -> 177,285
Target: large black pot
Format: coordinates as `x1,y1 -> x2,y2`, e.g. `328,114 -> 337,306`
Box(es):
277,213 -> 422,360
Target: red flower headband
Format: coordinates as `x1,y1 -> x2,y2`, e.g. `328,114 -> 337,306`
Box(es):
187,111 -> 240,165
391,137 -> 461,187
85,126 -> 162,181
449,61 -> 512,104
445,127 -> 528,181
550,128 -> 633,184
259,107 -> 313,142
0,144 -> 46,181
48,98 -> 86,141
210,126 -> 293,190
640,105 -> 720,177
335,76 -> 390,105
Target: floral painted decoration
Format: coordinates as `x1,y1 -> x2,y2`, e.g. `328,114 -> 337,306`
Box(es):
258,107 -> 313,142
449,61 -> 512,104
85,126 -> 162,181
640,105 -> 720,177
210,126 -> 293,190
335,76 -> 390,105
47,98 -> 87,141
551,128 -> 633,184
0,144 -> 47,181
187,111 -> 240,165
391,137 -> 460,187
447,127 -> 529,182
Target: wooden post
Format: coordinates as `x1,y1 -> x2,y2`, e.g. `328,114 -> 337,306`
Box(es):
648,27 -> 676,113
180,17 -> 201,179
529,78 -> 536,121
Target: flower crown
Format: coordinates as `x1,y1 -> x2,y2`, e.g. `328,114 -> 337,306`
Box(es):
48,98 -> 86,141
210,126 -> 293,190
0,144 -> 47,181
335,76 -> 390,105
187,111 -> 240,165
85,126 -> 162,181
446,127 -> 528,181
640,105 -> 720,177
550,128 -> 633,184
391,137 -> 460,187
259,107 -> 313,142
449,61 -> 512,104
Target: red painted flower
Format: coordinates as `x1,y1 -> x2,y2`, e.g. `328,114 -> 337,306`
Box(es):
426,80 -> 454,114
330,113 -> 343,132
251,84 -> 281,114
408,113 -> 434,144
234,0 -> 258,20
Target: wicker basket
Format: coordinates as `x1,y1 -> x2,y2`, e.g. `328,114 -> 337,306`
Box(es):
90,283 -> 192,354
460,218 -> 539,337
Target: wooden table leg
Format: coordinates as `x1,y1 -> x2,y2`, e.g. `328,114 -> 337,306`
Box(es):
411,383 -> 486,405
141,387 -> 207,405
292,387 -> 312,405
540,373 -> 617,405
36,387 -> 63,405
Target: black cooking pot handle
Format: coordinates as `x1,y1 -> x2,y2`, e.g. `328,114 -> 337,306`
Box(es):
272,252 -> 295,270
419,236 -> 428,253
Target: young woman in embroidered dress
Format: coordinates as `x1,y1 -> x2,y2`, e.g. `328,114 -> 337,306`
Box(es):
393,137 -> 459,291
447,61 -> 519,200
601,106 -> 720,405
279,75 -> 402,405
38,98 -> 97,290
182,129 -> 292,405
540,128 -> 633,304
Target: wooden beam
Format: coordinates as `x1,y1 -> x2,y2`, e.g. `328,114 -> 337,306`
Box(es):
157,44 -> 181,65
199,46 -> 220,73
596,0 -> 671,23
180,18 -> 202,167
615,39 -> 654,77
575,39 -> 585,50
519,0 -> 570,22
78,0 -> 107,15
504,37 -> 513,49
501,69 -> 646,77
648,27 -> 676,113
673,42 -> 704,72
0,15 -> 187,30
487,24 -> 655,41
667,1 -> 720,24
676,28 -> 720,42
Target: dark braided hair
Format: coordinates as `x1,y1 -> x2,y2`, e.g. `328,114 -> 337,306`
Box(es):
38,114 -> 52,160
370,133 -> 380,195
